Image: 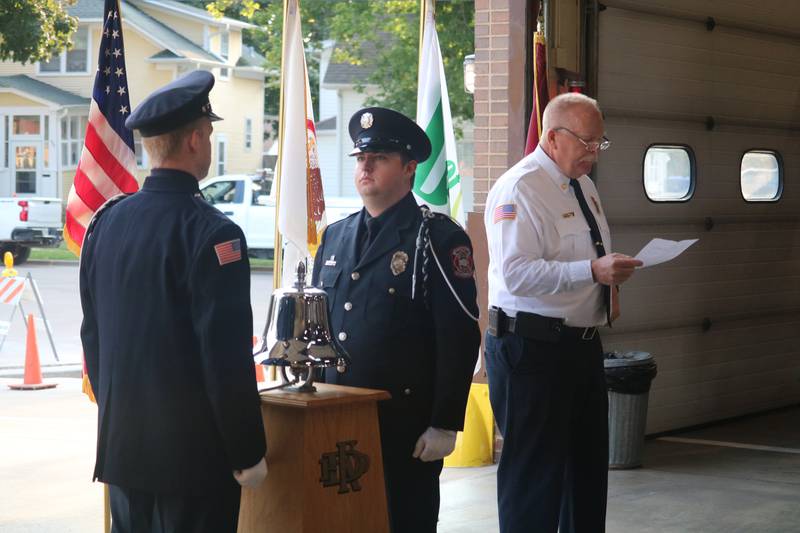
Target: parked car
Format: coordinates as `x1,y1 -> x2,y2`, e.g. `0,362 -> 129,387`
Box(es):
199,172 -> 362,257
0,197 -> 63,265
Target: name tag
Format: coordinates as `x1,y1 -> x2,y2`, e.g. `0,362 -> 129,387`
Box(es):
324,255 -> 336,266
562,212 -> 575,218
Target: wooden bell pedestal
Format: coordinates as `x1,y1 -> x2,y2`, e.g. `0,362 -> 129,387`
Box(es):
238,382 -> 391,533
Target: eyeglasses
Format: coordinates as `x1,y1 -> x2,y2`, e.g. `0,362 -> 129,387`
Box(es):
554,127 -> 611,152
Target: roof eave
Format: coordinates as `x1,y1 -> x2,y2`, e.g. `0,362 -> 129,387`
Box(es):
144,57 -> 227,68
135,0 -> 257,30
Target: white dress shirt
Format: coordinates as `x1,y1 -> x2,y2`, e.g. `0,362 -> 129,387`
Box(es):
484,145 -> 611,327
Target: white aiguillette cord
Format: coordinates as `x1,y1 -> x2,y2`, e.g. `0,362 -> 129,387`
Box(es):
412,207 -> 479,323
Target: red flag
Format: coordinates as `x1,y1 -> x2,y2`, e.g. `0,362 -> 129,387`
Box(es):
275,0 -> 327,286
524,31 -> 549,156
63,0 -> 139,256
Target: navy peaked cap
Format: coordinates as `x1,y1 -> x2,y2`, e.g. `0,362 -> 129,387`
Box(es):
348,107 -> 432,163
125,70 -> 222,137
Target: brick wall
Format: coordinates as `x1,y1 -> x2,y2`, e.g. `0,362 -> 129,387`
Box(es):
472,0 -> 533,212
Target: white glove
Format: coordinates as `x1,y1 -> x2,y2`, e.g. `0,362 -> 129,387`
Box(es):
412,427 -> 457,462
233,457 -> 267,488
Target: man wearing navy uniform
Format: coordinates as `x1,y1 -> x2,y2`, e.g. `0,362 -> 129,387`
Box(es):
311,107 -> 481,532
80,71 -> 267,533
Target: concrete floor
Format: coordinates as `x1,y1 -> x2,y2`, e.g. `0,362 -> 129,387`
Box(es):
439,407 -> 800,533
2,377 -> 799,532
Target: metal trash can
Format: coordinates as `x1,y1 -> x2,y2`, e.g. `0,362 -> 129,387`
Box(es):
604,351 -> 658,469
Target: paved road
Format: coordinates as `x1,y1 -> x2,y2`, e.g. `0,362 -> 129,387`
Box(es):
0,263 -> 275,372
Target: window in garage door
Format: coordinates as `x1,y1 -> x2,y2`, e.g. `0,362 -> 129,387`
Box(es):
643,144 -> 694,202
740,150 -> 782,202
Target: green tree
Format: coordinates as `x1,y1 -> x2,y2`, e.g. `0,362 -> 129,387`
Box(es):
195,0 -> 474,126
0,0 -> 78,64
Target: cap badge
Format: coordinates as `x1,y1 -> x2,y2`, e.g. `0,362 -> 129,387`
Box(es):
360,112 -> 374,129
390,251 -> 408,276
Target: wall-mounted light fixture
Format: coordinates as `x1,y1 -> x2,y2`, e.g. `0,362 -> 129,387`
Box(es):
463,53 -> 475,94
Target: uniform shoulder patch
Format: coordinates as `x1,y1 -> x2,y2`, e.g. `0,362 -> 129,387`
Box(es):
214,238 -> 242,266
450,245 -> 474,279
493,203 -> 516,223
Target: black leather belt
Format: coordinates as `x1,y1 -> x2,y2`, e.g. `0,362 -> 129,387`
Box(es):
487,307 -> 597,342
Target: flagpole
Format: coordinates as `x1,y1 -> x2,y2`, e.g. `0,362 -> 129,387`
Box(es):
301,44 -> 313,259
273,0 -> 292,290
418,0 -> 428,86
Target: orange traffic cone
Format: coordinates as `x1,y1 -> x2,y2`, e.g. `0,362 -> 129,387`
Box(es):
253,335 -> 265,382
8,314 -> 57,391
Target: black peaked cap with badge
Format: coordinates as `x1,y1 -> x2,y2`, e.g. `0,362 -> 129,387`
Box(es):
125,70 -> 222,137
348,107 -> 432,163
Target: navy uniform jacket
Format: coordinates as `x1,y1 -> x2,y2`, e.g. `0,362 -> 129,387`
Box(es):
80,169 -> 266,492
311,192 -> 480,454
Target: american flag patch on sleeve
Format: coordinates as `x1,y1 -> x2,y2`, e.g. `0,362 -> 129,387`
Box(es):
214,239 -> 242,266
493,203 -> 517,223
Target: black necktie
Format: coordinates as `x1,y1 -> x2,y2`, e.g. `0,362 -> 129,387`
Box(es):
358,216 -> 380,261
570,179 -> 611,326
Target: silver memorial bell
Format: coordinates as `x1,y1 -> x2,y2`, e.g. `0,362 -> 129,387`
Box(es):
255,261 -> 349,392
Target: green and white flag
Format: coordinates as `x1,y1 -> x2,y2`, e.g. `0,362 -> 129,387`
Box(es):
415,0 -> 464,224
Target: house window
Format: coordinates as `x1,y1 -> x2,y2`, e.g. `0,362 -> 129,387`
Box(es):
741,150 -> 781,202
13,116 -> 40,136
218,31 -> 230,80
43,115 -> 50,168
245,118 -> 252,151
643,145 -> 695,202
38,26 -> 90,74
220,31 -> 229,60
2,116 -> 8,168
61,115 -> 87,168
216,136 -> 227,176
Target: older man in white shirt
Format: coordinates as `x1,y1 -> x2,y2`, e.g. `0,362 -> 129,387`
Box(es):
484,93 -> 641,533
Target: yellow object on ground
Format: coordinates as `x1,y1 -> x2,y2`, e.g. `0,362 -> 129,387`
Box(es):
444,382 -> 494,467
2,251 -> 17,277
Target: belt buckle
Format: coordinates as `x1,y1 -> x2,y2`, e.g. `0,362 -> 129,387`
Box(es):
581,327 -> 597,340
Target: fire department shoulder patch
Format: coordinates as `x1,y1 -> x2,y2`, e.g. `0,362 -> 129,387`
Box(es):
450,245 -> 474,279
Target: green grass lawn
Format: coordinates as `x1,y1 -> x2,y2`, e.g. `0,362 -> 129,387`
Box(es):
29,243 -> 77,261
29,242 -> 274,270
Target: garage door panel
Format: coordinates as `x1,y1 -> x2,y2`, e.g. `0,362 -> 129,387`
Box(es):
620,294 -> 800,330
603,0 -> 800,42
654,356 -> 800,393
621,260 -> 800,287
598,0 -> 800,431
649,338 -> 799,374
603,315 -> 800,357
647,392 -> 800,433
600,7 -> 800,121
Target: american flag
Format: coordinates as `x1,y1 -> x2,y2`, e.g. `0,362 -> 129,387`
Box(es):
493,203 -> 517,223
63,0 -> 139,255
214,239 -> 242,266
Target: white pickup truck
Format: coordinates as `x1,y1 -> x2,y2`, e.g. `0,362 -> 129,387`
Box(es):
0,197 -> 63,264
199,172 -> 362,257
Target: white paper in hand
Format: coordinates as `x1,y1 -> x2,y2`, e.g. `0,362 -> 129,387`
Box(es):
635,238 -> 698,268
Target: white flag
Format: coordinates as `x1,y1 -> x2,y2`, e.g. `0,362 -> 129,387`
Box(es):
415,0 -> 464,224
276,0 -> 327,286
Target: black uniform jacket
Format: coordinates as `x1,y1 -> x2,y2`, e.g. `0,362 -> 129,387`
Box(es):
311,192 -> 480,452
80,169 -> 266,492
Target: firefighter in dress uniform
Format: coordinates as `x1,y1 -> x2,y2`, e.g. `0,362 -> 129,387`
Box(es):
80,71 -> 267,533
311,107 -> 481,532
